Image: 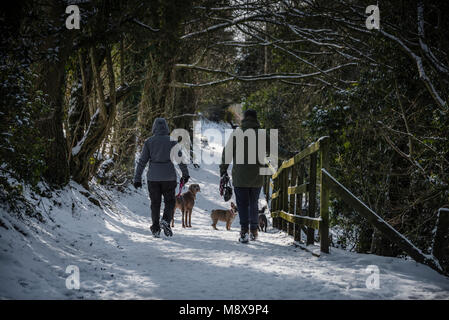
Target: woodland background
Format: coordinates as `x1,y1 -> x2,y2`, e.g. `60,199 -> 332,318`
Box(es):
1,0 -> 448,262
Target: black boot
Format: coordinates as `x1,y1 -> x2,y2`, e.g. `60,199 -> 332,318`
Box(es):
160,219 -> 173,237
150,225 -> 161,238
239,227 -> 249,243
250,228 -> 258,241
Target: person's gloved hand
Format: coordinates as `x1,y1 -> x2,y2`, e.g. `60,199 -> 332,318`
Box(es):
180,175 -> 190,185
220,171 -> 229,184
219,172 -> 230,198
220,172 -> 229,186
133,181 -> 142,189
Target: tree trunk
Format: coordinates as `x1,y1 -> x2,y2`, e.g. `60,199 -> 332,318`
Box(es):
70,45 -> 132,188
136,0 -> 193,146
33,1 -> 73,186
67,50 -> 94,153
137,54 -> 175,147
70,83 -> 132,188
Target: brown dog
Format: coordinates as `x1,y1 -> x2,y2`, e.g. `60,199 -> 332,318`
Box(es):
211,202 -> 238,231
172,184 -> 201,228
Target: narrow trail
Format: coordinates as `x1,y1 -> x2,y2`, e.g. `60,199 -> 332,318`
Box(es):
1,121 -> 449,299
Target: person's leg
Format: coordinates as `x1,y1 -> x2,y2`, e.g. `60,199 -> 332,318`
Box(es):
249,187 -> 261,231
161,180 -> 177,223
234,187 -> 250,232
148,181 -> 162,231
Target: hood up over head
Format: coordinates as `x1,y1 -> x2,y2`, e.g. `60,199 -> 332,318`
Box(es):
152,117 -> 169,136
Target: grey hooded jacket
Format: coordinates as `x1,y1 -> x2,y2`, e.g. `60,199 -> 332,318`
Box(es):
134,118 -> 189,182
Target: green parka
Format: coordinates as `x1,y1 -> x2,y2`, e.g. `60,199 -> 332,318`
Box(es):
220,117 -> 283,188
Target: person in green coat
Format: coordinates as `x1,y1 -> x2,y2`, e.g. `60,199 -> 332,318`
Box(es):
220,109 -> 291,243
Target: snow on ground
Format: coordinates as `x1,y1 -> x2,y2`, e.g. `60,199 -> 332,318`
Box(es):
1,119 -> 449,299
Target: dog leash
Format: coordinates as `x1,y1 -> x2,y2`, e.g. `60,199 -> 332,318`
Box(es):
177,179 -> 185,198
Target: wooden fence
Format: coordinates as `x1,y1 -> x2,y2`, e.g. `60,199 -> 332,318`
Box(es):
266,136 -> 330,253
266,136 -> 448,275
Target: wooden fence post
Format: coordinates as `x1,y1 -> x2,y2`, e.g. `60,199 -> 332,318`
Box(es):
294,163 -> 303,242
307,153 -> 317,245
272,177 -> 278,229
289,166 -> 297,236
433,208 -> 449,273
282,169 -> 289,233
275,176 -> 280,229
264,175 -> 270,204
319,137 -> 330,253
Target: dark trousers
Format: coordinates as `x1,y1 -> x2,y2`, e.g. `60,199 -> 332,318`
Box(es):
234,187 -> 261,232
148,180 -> 177,230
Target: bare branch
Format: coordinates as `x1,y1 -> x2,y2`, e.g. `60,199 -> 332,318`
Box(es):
132,19 -> 159,32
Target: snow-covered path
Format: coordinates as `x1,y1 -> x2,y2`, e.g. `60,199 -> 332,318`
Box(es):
1,120 -> 449,299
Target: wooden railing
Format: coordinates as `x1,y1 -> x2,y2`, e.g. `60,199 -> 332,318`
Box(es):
266,136 -> 330,253
266,136 -> 448,274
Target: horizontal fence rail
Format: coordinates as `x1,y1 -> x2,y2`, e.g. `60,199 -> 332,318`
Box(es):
321,168 -> 443,273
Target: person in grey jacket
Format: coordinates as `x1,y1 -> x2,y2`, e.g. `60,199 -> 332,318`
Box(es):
133,118 -> 189,237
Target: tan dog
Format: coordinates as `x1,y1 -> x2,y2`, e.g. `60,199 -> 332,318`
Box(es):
172,184 -> 201,228
211,202 -> 238,231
